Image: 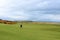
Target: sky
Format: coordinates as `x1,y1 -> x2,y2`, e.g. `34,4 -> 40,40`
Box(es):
0,0 -> 60,22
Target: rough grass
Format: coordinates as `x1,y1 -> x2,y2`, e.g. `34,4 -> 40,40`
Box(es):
0,23 -> 60,40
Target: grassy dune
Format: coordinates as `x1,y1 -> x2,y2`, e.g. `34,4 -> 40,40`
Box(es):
0,23 -> 60,40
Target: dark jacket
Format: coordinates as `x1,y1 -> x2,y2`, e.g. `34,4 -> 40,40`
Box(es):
20,25 -> 22,28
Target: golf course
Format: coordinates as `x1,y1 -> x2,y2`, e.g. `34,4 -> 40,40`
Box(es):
0,23 -> 60,40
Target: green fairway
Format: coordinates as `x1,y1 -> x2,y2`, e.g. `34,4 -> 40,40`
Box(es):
0,23 -> 60,40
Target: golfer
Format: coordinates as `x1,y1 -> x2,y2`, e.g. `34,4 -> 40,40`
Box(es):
20,24 -> 22,28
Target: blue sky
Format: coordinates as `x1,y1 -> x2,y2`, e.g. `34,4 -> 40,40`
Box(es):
0,0 -> 60,22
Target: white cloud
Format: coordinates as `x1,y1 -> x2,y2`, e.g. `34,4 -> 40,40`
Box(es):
0,0 -> 60,22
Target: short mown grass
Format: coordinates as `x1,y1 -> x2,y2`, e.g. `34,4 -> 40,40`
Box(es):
0,23 -> 60,40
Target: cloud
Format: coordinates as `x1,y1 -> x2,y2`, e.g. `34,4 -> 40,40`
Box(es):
0,0 -> 60,22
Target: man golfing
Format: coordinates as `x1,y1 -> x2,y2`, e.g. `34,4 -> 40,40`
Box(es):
20,24 -> 22,28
